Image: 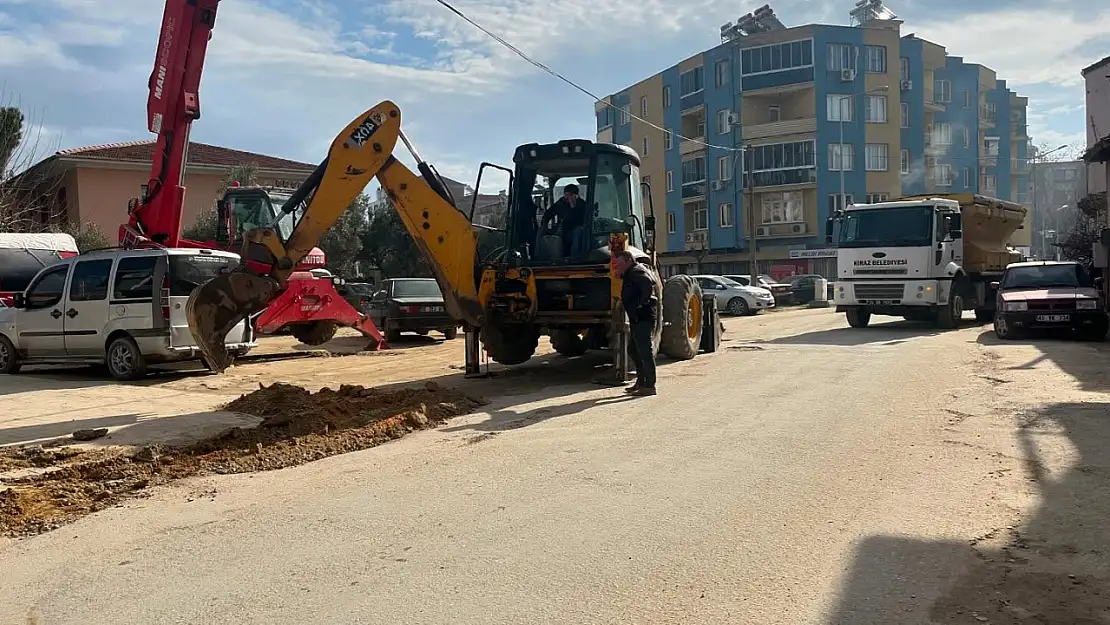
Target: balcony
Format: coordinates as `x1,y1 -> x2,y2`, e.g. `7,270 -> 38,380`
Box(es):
750,167 -> 816,188
684,230 -> 708,251
1011,158 -> 1029,175
980,152 -> 999,168
980,105 -> 997,128
742,117 -> 816,141
680,137 -> 707,155
681,181 -> 707,199
923,90 -> 945,112
980,178 -> 998,195
924,138 -> 947,156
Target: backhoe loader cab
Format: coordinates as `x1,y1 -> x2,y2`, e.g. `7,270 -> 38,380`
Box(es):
504,140 -> 650,266
216,186 -> 326,270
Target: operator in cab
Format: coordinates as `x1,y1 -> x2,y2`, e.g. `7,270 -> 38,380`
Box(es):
613,250 -> 659,397
541,184 -> 589,257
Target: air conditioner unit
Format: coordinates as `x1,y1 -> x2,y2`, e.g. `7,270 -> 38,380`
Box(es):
756,226 -> 771,237
711,180 -> 726,191
790,223 -> 808,234
727,113 -> 740,125
840,68 -> 856,82
900,80 -> 912,91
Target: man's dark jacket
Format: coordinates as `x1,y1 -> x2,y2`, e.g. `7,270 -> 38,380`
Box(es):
621,261 -> 658,324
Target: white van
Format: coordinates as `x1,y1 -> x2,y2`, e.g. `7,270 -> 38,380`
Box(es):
0,247 -> 255,380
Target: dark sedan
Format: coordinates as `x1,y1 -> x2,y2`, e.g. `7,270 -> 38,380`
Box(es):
336,281 -> 376,314
367,278 -> 459,342
993,261 -> 1108,340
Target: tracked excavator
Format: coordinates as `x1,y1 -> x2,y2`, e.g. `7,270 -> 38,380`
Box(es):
186,101 -> 720,377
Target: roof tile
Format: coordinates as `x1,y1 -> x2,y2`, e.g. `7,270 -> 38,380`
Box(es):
56,140 -> 317,171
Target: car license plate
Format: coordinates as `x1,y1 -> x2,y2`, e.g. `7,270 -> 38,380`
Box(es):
421,305 -> 444,313
1035,314 -> 1069,322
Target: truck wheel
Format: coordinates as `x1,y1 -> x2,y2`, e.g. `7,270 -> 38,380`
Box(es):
845,307 -> 871,328
0,335 -> 21,374
290,320 -> 338,345
935,292 -> 964,329
106,335 -> 148,381
974,308 -> 995,322
660,275 -> 703,360
481,323 -> 538,365
550,329 -> 589,357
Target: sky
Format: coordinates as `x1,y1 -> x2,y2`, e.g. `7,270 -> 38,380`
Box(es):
1,0 -> 1108,192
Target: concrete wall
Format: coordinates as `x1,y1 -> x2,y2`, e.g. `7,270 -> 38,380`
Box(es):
1086,63 -> 1110,195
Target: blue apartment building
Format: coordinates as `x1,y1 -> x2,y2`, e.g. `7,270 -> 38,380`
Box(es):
596,11 -> 1031,276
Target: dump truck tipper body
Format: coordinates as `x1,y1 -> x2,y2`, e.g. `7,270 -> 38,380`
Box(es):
826,193 -> 1027,328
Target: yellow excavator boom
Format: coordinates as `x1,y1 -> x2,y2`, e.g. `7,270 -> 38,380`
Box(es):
185,101 -> 482,371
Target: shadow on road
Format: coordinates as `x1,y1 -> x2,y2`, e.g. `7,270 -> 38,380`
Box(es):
442,394 -> 639,434
825,401 -> 1110,624
976,329 -> 1110,393
752,318 -> 944,347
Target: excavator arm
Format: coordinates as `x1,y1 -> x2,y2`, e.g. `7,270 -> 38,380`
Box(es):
185,101 -> 483,371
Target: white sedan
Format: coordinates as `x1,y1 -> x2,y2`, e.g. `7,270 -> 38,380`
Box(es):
693,274 -> 776,316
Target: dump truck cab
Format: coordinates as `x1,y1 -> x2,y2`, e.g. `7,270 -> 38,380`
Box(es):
827,193 -> 1026,329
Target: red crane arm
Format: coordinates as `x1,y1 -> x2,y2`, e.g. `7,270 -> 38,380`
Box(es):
120,0 -> 219,248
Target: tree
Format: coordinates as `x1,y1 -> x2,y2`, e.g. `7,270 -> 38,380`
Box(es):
319,193 -> 368,277
183,163 -> 260,241
50,220 -> 111,252
358,205 -> 432,278
1033,141 -> 1085,163
0,90 -> 64,232
1058,192 -> 1107,264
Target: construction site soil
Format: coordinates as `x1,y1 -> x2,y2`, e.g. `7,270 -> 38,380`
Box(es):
0,382 -> 486,537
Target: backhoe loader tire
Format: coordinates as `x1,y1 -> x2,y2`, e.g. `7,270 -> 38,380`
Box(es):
290,321 -> 338,346
481,323 -> 539,365
550,329 -> 589,357
660,275 -> 703,361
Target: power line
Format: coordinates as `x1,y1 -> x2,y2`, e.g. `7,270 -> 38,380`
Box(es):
431,0 -> 742,153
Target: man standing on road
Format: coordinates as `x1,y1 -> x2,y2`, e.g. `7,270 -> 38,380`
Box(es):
541,184 -> 589,257
613,250 -> 658,396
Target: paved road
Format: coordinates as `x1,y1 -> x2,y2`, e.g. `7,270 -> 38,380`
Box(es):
3,308 -> 1108,624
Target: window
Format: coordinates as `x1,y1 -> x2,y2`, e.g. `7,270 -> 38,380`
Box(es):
932,122 -> 952,145
68,259 -> 113,302
666,170 -> 674,191
140,184 -> 149,201
692,201 -> 708,230
900,102 -> 909,128
768,105 -> 780,122
865,193 -> 890,204
761,191 -> 804,223
829,143 -> 854,171
741,39 -> 814,75
865,144 -> 889,171
962,89 -> 970,108
937,164 -> 953,186
24,265 -> 69,309
982,174 -> 997,192
642,136 -> 649,156
899,57 -> 909,82
662,85 -> 671,108
962,127 -> 970,148
826,94 -> 853,121
596,107 -> 613,130
619,105 -> 631,125
718,155 -> 732,181
962,167 -> 970,187
827,43 -> 852,70
984,136 -> 1000,156
664,128 -> 673,150
667,211 -> 676,233
864,95 -> 887,123
640,96 -> 648,118
681,156 -> 707,184
744,140 -> 818,187
718,202 -> 734,228
715,59 -> 729,87
900,149 -> 910,174
112,256 -> 158,300
829,193 -> 854,212
864,45 -> 886,73
717,109 -> 732,134
934,79 -> 951,103
680,67 -> 704,96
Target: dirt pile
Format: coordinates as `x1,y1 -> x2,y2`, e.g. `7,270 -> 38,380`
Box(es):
0,382 -> 485,537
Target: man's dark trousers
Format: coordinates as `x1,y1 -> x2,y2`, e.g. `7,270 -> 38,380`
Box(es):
627,320 -> 656,388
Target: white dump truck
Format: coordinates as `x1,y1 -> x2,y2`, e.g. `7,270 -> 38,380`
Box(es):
824,193 -> 1027,328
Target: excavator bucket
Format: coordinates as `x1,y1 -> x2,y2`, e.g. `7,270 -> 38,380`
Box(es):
186,267 -> 280,372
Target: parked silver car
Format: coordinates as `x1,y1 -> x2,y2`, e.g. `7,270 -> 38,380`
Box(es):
692,274 -> 775,315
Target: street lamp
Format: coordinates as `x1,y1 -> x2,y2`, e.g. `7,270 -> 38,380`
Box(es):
834,85 -> 889,210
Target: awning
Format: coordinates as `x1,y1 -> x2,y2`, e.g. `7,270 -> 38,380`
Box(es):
1082,133 -> 1110,163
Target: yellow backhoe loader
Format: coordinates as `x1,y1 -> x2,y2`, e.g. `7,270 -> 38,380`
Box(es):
186,101 -> 719,379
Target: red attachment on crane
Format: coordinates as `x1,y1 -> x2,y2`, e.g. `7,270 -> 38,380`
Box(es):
120,0 -> 220,248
